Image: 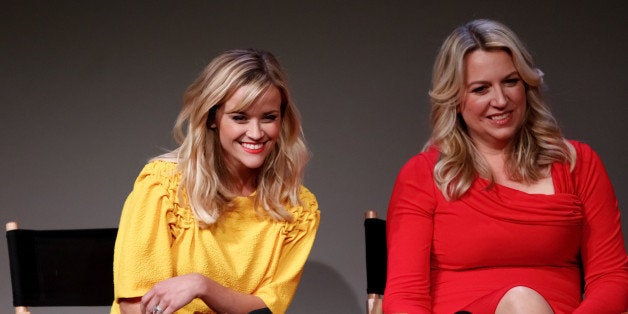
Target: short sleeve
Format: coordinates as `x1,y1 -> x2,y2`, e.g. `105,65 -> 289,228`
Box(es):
113,162 -> 180,301
255,187 -> 320,313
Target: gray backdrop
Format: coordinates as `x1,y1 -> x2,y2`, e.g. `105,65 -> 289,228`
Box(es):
2,1 -> 626,313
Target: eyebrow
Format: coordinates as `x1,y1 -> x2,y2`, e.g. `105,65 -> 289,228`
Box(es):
226,109 -> 281,115
467,71 -> 520,85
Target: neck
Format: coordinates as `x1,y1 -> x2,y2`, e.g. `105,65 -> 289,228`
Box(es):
472,141 -> 511,181
229,168 -> 259,197
474,139 -> 512,157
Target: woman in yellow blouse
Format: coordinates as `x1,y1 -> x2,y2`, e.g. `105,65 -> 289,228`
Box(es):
111,49 -> 320,314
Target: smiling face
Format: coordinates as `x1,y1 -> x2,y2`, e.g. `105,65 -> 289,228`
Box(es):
460,49 -> 527,151
213,85 -> 282,179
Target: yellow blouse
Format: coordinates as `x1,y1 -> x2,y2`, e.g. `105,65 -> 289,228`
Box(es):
111,161 -> 320,314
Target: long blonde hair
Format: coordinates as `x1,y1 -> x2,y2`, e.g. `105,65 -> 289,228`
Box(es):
428,19 -> 575,200
157,49 -> 309,225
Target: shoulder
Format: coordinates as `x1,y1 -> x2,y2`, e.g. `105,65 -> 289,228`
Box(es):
397,146 -> 439,178
567,140 -> 603,170
406,146 -> 439,167
125,160 -> 184,207
564,140 -> 613,193
134,160 -> 181,187
288,186 -> 320,224
568,140 -> 595,157
297,186 -> 319,212
138,160 -> 180,178
119,161 -> 187,235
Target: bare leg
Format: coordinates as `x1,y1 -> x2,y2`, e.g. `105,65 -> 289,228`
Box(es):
495,286 -> 554,314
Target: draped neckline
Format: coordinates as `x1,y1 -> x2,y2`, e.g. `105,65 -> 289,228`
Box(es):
458,161 -> 583,226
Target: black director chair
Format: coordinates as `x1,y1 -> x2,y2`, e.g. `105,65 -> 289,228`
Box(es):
5,221 -> 118,314
364,210 -> 387,314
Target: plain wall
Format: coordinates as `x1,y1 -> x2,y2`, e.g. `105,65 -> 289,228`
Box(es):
2,1 -> 626,313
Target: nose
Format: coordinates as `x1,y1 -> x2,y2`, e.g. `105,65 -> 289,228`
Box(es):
246,121 -> 264,140
491,86 -> 508,108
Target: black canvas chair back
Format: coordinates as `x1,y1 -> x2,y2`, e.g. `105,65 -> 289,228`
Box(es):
5,222 -> 118,313
364,210 -> 387,314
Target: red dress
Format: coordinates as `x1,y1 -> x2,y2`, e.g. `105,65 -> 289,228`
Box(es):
383,141 -> 628,314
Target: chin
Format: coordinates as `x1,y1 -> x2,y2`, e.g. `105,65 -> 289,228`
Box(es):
242,159 -> 267,170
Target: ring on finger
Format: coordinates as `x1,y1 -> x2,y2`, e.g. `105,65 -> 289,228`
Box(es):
152,305 -> 164,314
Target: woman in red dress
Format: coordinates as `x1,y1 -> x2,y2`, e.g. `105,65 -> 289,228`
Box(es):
383,19 -> 628,314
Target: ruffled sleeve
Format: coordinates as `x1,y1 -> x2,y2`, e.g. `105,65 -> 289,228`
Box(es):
113,161 -> 184,301
254,186 -> 320,313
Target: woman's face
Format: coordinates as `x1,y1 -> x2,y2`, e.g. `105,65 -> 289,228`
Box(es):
213,85 -> 282,177
459,49 -> 527,151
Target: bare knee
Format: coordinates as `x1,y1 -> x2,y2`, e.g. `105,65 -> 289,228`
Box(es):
495,286 -> 554,314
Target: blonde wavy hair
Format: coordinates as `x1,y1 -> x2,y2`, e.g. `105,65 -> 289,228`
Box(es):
428,19 -> 575,200
156,49 -> 309,225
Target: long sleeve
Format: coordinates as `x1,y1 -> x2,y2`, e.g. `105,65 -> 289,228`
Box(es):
572,142 -> 628,313
383,153 -> 438,314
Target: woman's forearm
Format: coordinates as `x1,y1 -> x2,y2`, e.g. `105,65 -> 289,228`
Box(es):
196,274 -> 267,314
119,297 -> 141,314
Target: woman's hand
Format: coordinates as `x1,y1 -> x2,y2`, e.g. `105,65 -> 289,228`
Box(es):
128,273 -> 266,314
141,273 -> 207,314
